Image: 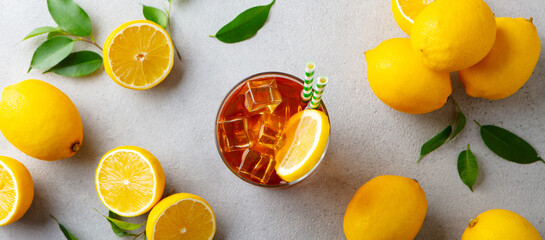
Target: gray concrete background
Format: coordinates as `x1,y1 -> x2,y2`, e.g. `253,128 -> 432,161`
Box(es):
0,0 -> 544,239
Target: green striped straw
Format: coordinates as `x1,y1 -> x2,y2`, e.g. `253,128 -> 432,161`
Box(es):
308,76 -> 328,109
301,62 -> 315,102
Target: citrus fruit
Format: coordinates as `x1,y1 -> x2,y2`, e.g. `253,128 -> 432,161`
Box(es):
365,38 -> 451,114
95,146 -> 165,217
0,156 -> 34,226
392,0 -> 433,35
462,209 -> 542,240
343,175 -> 427,240
459,17 -> 541,100
0,79 -> 83,161
103,20 -> 174,90
410,0 -> 496,72
274,109 -> 330,182
146,193 -> 216,240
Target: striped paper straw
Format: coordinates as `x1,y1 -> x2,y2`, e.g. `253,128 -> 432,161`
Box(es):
300,62 -> 315,102
308,76 -> 328,109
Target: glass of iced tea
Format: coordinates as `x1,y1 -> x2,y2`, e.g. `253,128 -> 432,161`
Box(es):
215,72 -> 329,188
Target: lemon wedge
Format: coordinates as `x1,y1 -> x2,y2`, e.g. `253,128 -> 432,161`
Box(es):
392,0 -> 433,35
103,20 -> 174,90
275,109 -> 330,182
95,146 -> 165,217
146,193 -> 216,240
0,156 -> 34,226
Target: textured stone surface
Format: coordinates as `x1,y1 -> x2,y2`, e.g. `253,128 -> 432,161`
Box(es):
0,0 -> 544,239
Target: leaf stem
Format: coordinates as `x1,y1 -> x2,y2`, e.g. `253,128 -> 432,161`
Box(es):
166,0 -> 182,60
63,31 -> 102,51
473,120 -> 482,128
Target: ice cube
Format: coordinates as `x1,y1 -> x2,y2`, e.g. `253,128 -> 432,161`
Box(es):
256,112 -> 287,149
251,156 -> 276,184
239,149 -> 261,176
238,149 -> 276,183
244,79 -> 282,113
218,116 -> 251,152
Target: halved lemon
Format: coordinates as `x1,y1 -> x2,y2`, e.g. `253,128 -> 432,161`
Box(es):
0,156 -> 34,226
95,146 -> 165,217
103,20 -> 174,90
275,109 -> 330,182
392,0 -> 433,35
146,193 -> 216,240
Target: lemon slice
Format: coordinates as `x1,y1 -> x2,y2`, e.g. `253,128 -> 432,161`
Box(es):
275,109 -> 330,182
0,156 -> 34,226
95,146 -> 165,217
103,20 -> 174,90
146,193 -> 216,240
392,0 -> 433,35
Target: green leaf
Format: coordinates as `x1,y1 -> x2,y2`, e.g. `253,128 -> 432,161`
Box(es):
418,125 -> 452,163
457,144 -> 478,191
143,5 -> 167,29
449,111 -> 466,141
47,0 -> 92,36
106,217 -> 143,231
47,31 -> 67,39
23,26 -> 58,40
107,211 -> 137,237
29,37 -> 74,71
212,0 -> 276,43
45,51 -> 102,77
479,124 -> 543,164
50,215 -> 79,240
104,211 -> 143,231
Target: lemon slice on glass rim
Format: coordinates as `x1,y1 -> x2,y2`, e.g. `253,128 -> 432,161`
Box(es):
275,109 -> 330,182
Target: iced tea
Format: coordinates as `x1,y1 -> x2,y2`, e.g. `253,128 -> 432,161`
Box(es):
215,72 -> 327,187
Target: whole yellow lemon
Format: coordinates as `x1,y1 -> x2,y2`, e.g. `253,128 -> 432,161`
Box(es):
365,38 -> 451,114
462,209 -> 542,240
343,175 -> 427,240
411,0 -> 496,72
459,17 -> 541,100
0,80 -> 83,161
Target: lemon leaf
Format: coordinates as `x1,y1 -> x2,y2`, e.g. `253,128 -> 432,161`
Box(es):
107,211 -> 141,237
50,215 -> 79,240
105,211 -> 144,231
457,144 -> 478,192
212,0 -> 275,43
47,0 -> 92,36
143,5 -> 167,29
478,124 -> 543,164
45,51 -> 102,77
23,26 -> 59,40
418,125 -> 452,163
29,37 -> 74,71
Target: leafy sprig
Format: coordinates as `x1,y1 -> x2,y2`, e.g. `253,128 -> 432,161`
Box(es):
24,0 -> 102,77
143,0 -> 182,60
417,96 -> 543,192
